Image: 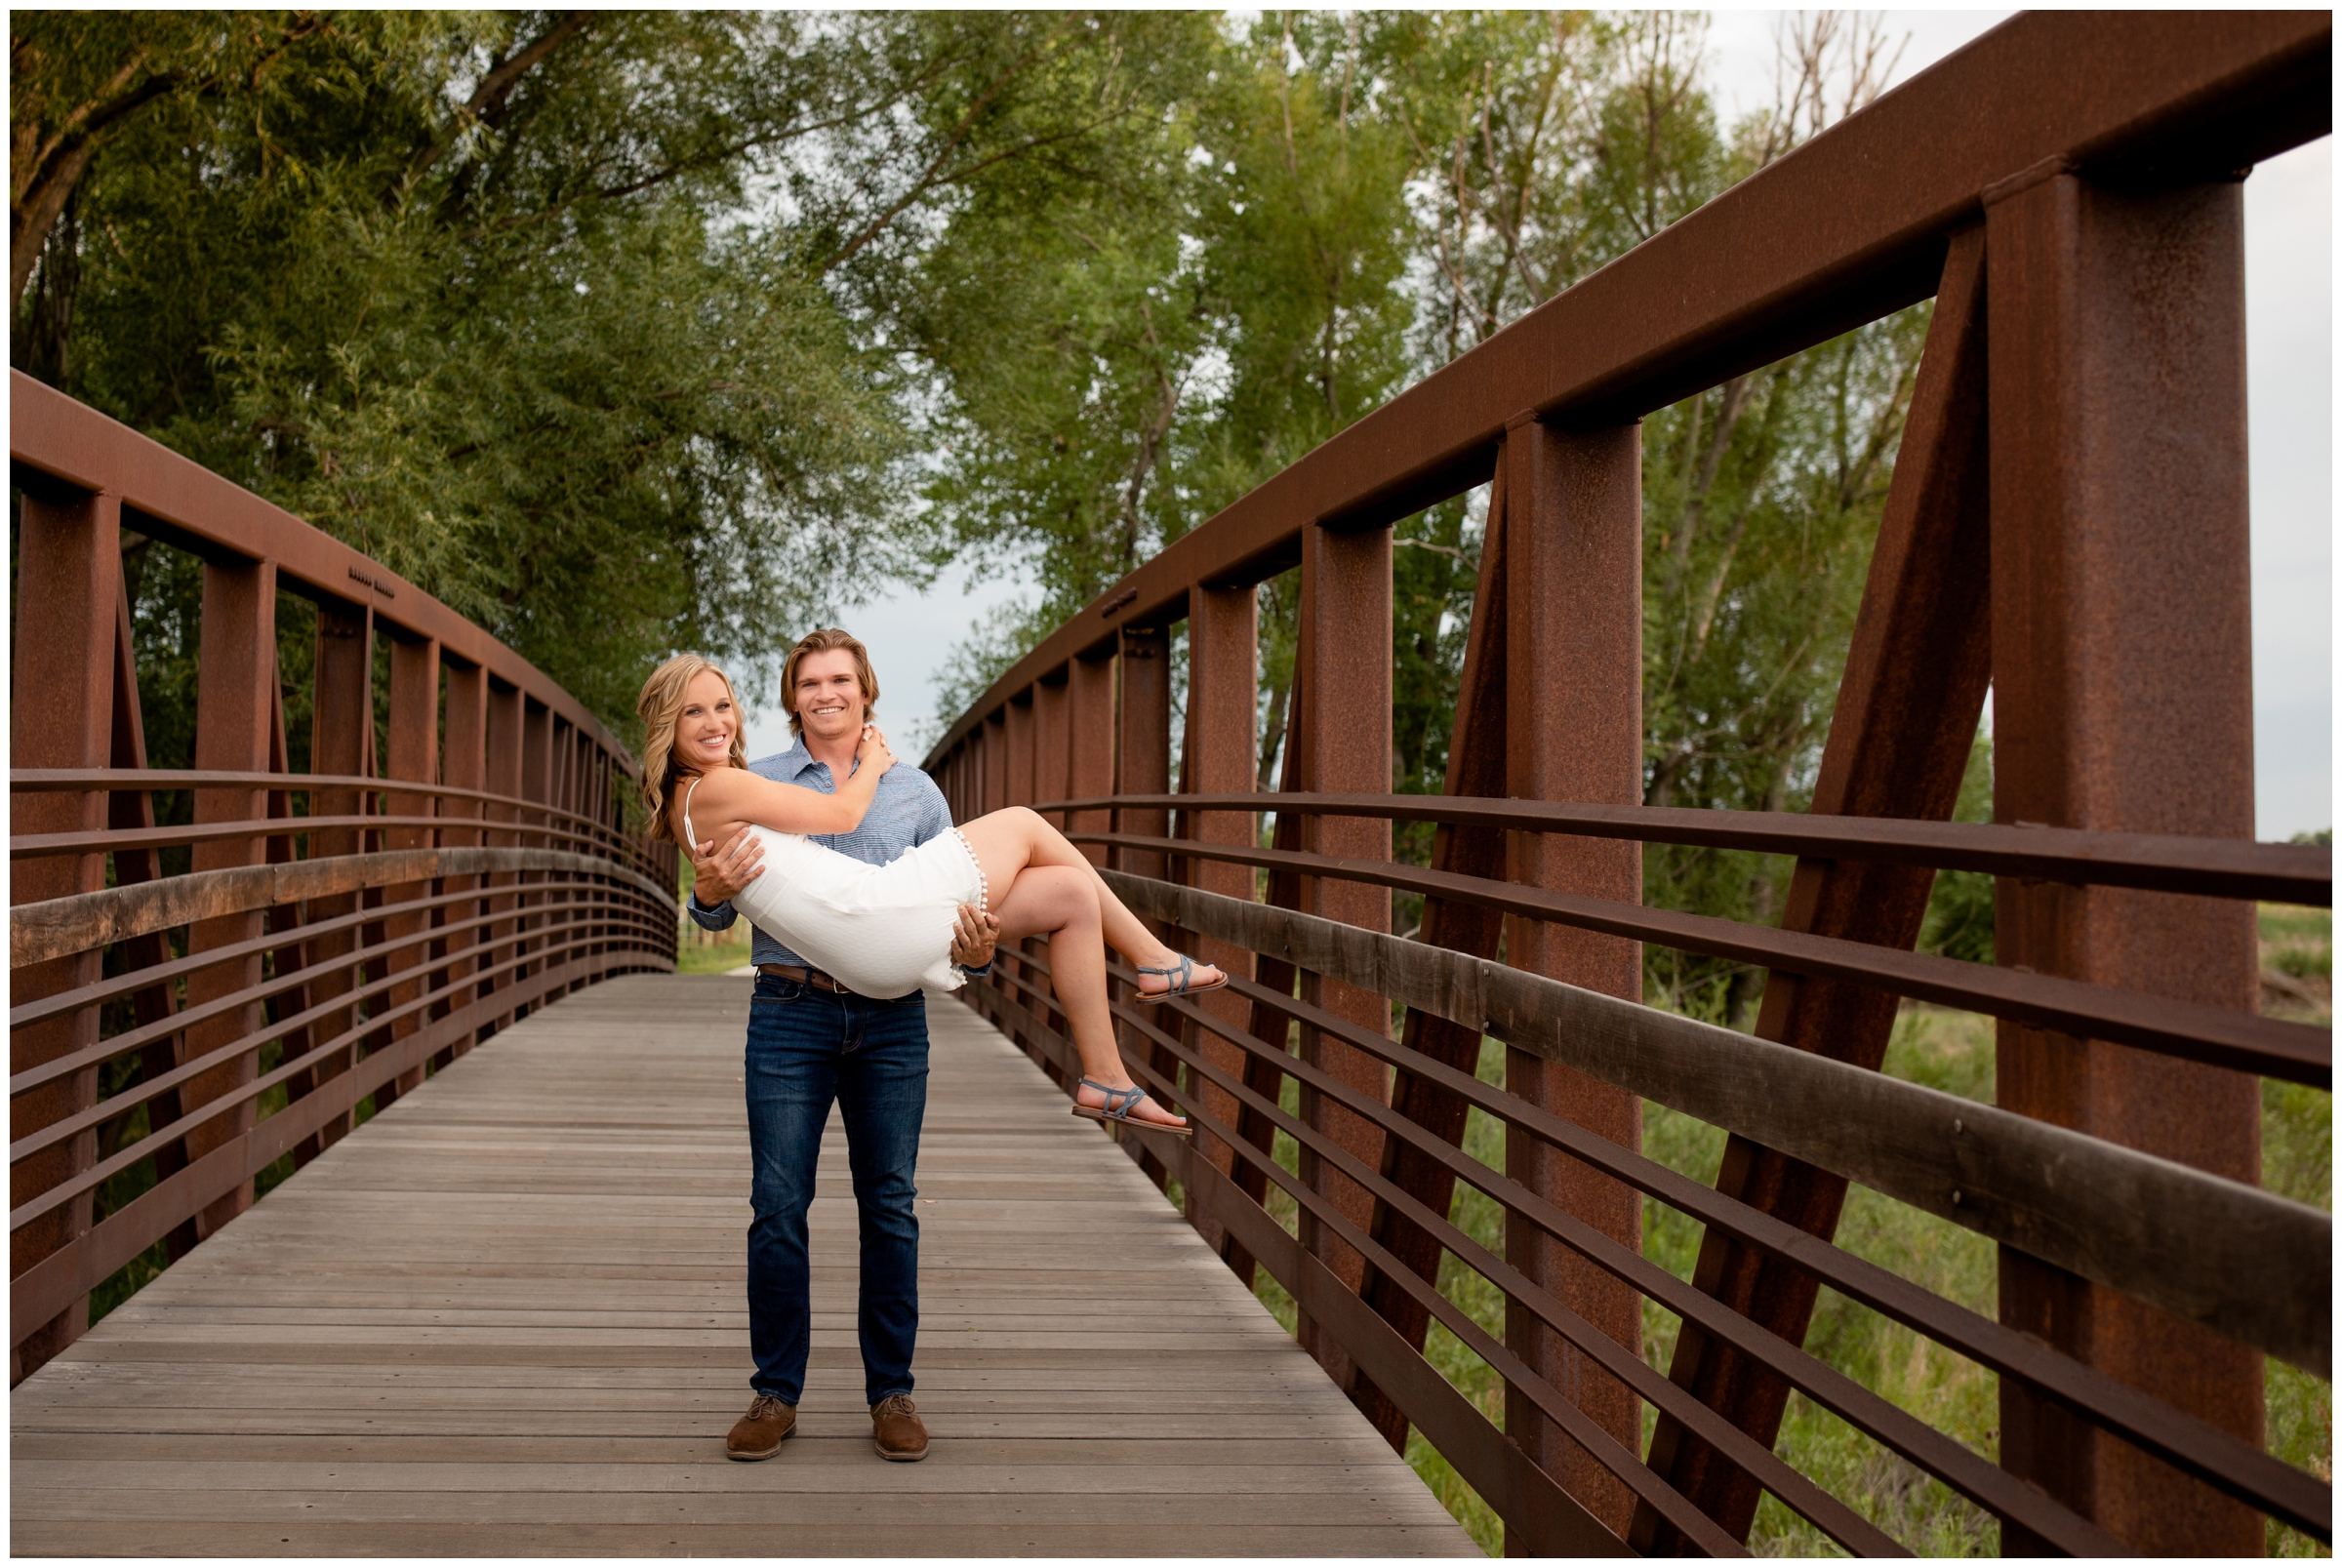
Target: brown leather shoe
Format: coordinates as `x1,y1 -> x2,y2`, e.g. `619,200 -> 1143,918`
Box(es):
870,1392 -> 929,1462
726,1392 -> 796,1461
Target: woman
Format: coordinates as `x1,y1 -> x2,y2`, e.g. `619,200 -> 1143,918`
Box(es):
639,654 -> 1220,1133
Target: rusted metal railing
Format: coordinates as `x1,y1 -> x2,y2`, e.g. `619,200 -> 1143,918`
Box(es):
10,373 -> 677,1385
922,13 -> 2332,1554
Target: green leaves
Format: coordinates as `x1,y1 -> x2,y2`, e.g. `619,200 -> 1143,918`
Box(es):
18,12 -> 1186,736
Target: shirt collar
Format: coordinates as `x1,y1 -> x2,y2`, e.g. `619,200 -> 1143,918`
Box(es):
764,735 -> 863,784
763,736 -> 818,780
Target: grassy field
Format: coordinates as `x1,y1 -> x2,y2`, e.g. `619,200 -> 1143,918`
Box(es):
1231,905 -> 2332,1556
672,854 -> 759,975
675,919 -> 756,975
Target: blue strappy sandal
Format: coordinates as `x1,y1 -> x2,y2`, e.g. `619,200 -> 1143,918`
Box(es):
1071,1077 -> 1192,1137
1132,953 -> 1229,1004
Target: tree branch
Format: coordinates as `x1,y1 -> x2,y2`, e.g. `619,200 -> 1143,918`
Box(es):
405,10 -> 593,191
816,17 -> 1087,277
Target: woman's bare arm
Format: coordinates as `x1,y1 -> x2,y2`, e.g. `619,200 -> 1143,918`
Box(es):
685,728 -> 896,839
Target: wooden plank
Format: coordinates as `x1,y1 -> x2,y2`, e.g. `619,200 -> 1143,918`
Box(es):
10,976 -> 1472,1558
14,1525 -> 1479,1563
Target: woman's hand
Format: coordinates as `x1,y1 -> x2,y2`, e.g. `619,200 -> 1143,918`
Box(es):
856,723 -> 897,776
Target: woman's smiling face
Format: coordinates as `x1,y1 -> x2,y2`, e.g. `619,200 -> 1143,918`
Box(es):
675,669 -> 738,773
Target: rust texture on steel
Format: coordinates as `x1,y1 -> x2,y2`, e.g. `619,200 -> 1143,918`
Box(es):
921,11 -> 2331,1559
10,382 -> 675,1386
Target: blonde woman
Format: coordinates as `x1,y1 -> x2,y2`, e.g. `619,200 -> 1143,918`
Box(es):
639,654 -> 1223,1135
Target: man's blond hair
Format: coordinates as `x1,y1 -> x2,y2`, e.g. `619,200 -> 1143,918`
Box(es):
781,627 -> 879,737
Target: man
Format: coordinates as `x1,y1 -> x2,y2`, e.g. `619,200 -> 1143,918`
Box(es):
686,627 -> 999,1465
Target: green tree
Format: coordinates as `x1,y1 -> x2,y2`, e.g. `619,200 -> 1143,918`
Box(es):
914,13 -> 1440,778
15,10 -> 1191,730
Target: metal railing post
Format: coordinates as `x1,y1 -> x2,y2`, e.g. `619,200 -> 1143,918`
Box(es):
1183,582 -> 1260,1251
376,633 -> 441,1107
291,598 -> 372,1163
1291,520 -> 1393,1387
1987,166 -> 2264,1554
1498,416 -> 1645,1541
440,659 -> 490,1062
9,484 -> 120,1377
181,554 -> 279,1239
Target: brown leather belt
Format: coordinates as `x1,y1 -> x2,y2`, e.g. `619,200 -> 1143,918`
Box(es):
757,962 -> 853,995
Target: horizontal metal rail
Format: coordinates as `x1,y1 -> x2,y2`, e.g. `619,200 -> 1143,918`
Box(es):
1044,791 -> 2331,906
10,846 -> 673,971
966,921 -> 2328,1544
16,813 -> 623,864
12,767 -> 665,879
9,942 -> 655,1334
1103,872 -> 2331,1381
1077,830 -> 2330,1088
974,957 -> 2134,1552
9,900 -> 666,1228
9,884 -> 668,1146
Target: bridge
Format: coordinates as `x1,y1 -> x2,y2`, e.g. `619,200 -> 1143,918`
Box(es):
11,12 -> 2333,1558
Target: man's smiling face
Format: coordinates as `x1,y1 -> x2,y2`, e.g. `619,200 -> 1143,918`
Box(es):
793,648 -> 868,744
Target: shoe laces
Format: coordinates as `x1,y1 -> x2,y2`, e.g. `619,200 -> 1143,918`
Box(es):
747,1393 -> 790,1422
872,1392 -> 917,1420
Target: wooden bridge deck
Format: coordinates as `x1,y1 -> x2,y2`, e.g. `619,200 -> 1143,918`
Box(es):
12,974 -> 1474,1557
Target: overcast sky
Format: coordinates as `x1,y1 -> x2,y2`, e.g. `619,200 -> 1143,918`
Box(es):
764,11 -> 2333,841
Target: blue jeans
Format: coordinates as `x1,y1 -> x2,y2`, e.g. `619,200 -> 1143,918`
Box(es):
744,973 -> 929,1406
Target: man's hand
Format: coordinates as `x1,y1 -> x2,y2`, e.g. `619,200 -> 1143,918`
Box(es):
689,824 -> 766,907
949,903 -> 1000,970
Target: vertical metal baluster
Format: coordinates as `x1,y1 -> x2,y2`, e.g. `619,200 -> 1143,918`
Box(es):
9,484 -> 120,1378
180,553 -> 278,1237
294,598 -> 372,1164
375,635 -> 440,1106
1987,166 -> 2263,1554
1066,654 -> 1115,868
1290,520 -> 1393,1388
1116,624 -> 1175,1188
1500,414 -> 1644,1542
1031,669 -> 1076,1070
1182,583 -> 1260,1251
1001,691 -> 1041,1066
441,659 -> 490,1063
484,681 -> 527,1035
518,701 -> 553,1014
104,573 -> 196,1252
1353,462 -> 1514,1453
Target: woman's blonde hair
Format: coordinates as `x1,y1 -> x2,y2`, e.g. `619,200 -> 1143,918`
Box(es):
636,655 -> 748,845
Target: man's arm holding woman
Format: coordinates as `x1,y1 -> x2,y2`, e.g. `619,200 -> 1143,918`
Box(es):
920,771 -> 998,973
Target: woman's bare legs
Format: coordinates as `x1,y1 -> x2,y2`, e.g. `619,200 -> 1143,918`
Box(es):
956,807 -> 1220,1130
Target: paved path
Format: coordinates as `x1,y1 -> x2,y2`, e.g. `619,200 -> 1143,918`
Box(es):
13,974 -> 1475,1556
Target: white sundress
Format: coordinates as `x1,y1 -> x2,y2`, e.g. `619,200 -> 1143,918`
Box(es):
684,776 -> 988,997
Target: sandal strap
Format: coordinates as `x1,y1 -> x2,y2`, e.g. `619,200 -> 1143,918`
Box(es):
1078,1077 -> 1146,1120
1136,954 -> 1196,994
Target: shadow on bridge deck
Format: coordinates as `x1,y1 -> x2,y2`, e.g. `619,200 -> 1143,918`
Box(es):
12,974 -> 1474,1557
